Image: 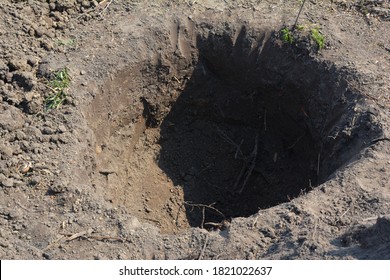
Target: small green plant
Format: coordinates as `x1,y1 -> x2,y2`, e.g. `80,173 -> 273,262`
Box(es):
281,28 -> 294,44
310,28 -> 325,50
45,68 -> 70,110
56,38 -> 76,47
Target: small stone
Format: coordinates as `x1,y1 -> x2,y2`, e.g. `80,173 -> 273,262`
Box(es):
58,124 -> 67,133
5,72 -> 13,83
25,126 -> 41,139
29,176 -> 41,187
42,127 -> 55,135
40,40 -> 53,51
127,216 -> 141,229
15,131 -> 26,141
80,70 -> 86,75
50,182 -> 68,193
0,145 -> 13,159
8,59 -> 28,72
49,2 -> 56,11
34,27 -> 44,38
82,0 -> 91,8
55,21 -> 66,30
0,60 -> 8,73
50,135 -> 59,143
26,99 -> 43,115
43,252 -> 51,259
95,145 -> 102,154
13,180 -> 23,187
2,178 -> 14,188
0,107 -> 25,131
13,224 -> 23,232
58,135 -> 69,144
27,57 -> 39,67
13,71 -> 36,90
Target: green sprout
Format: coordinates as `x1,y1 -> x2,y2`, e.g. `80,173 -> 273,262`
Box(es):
281,28 -> 294,44
310,28 -> 325,50
56,38 -> 76,47
45,68 -> 70,110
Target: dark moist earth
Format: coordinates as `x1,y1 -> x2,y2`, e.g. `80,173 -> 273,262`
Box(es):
0,0 -> 390,260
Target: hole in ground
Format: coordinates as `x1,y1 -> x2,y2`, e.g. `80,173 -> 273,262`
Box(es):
86,25 -> 382,232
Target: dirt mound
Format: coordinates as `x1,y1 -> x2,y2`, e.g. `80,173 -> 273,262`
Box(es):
0,0 -> 389,259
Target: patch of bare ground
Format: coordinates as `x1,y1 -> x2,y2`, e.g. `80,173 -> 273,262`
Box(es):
0,0 -> 389,259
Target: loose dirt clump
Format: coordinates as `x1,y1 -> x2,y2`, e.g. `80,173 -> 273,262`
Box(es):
0,0 -> 389,260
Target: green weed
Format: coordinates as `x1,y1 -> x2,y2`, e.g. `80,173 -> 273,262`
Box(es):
45,68 -> 70,110
281,28 -> 294,44
56,38 -> 76,47
310,28 -> 325,50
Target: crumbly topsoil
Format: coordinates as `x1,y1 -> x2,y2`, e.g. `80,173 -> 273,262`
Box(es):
0,0 -> 389,260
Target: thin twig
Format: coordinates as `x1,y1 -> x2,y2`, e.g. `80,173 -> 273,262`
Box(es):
371,137 -> 390,144
362,215 -> 384,222
44,229 -> 94,251
292,0 -> 307,31
43,236 -> 66,251
317,152 -> 321,176
235,139 -> 244,159
252,215 -> 260,228
89,235 -> 123,242
76,0 -> 108,19
204,222 -> 223,227
175,202 -> 185,227
99,0 -> 113,16
238,132 -> 259,194
216,126 -> 244,159
198,234 -> 209,260
66,229 -> 93,241
287,133 -> 305,149
15,201 -> 31,212
184,202 -> 226,220
339,208 -> 351,220
216,127 -> 260,193
201,207 -> 205,229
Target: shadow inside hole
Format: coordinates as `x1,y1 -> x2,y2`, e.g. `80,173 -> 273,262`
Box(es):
156,26 -> 381,228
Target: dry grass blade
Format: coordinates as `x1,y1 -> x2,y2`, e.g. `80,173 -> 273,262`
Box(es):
216,126 -> 245,159
238,132 -> 259,194
43,229 -> 94,251
99,0 -> 114,15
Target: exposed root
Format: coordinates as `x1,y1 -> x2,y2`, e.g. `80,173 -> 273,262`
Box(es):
238,132 -> 259,194
198,234 -> 209,260
184,201 -> 226,228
